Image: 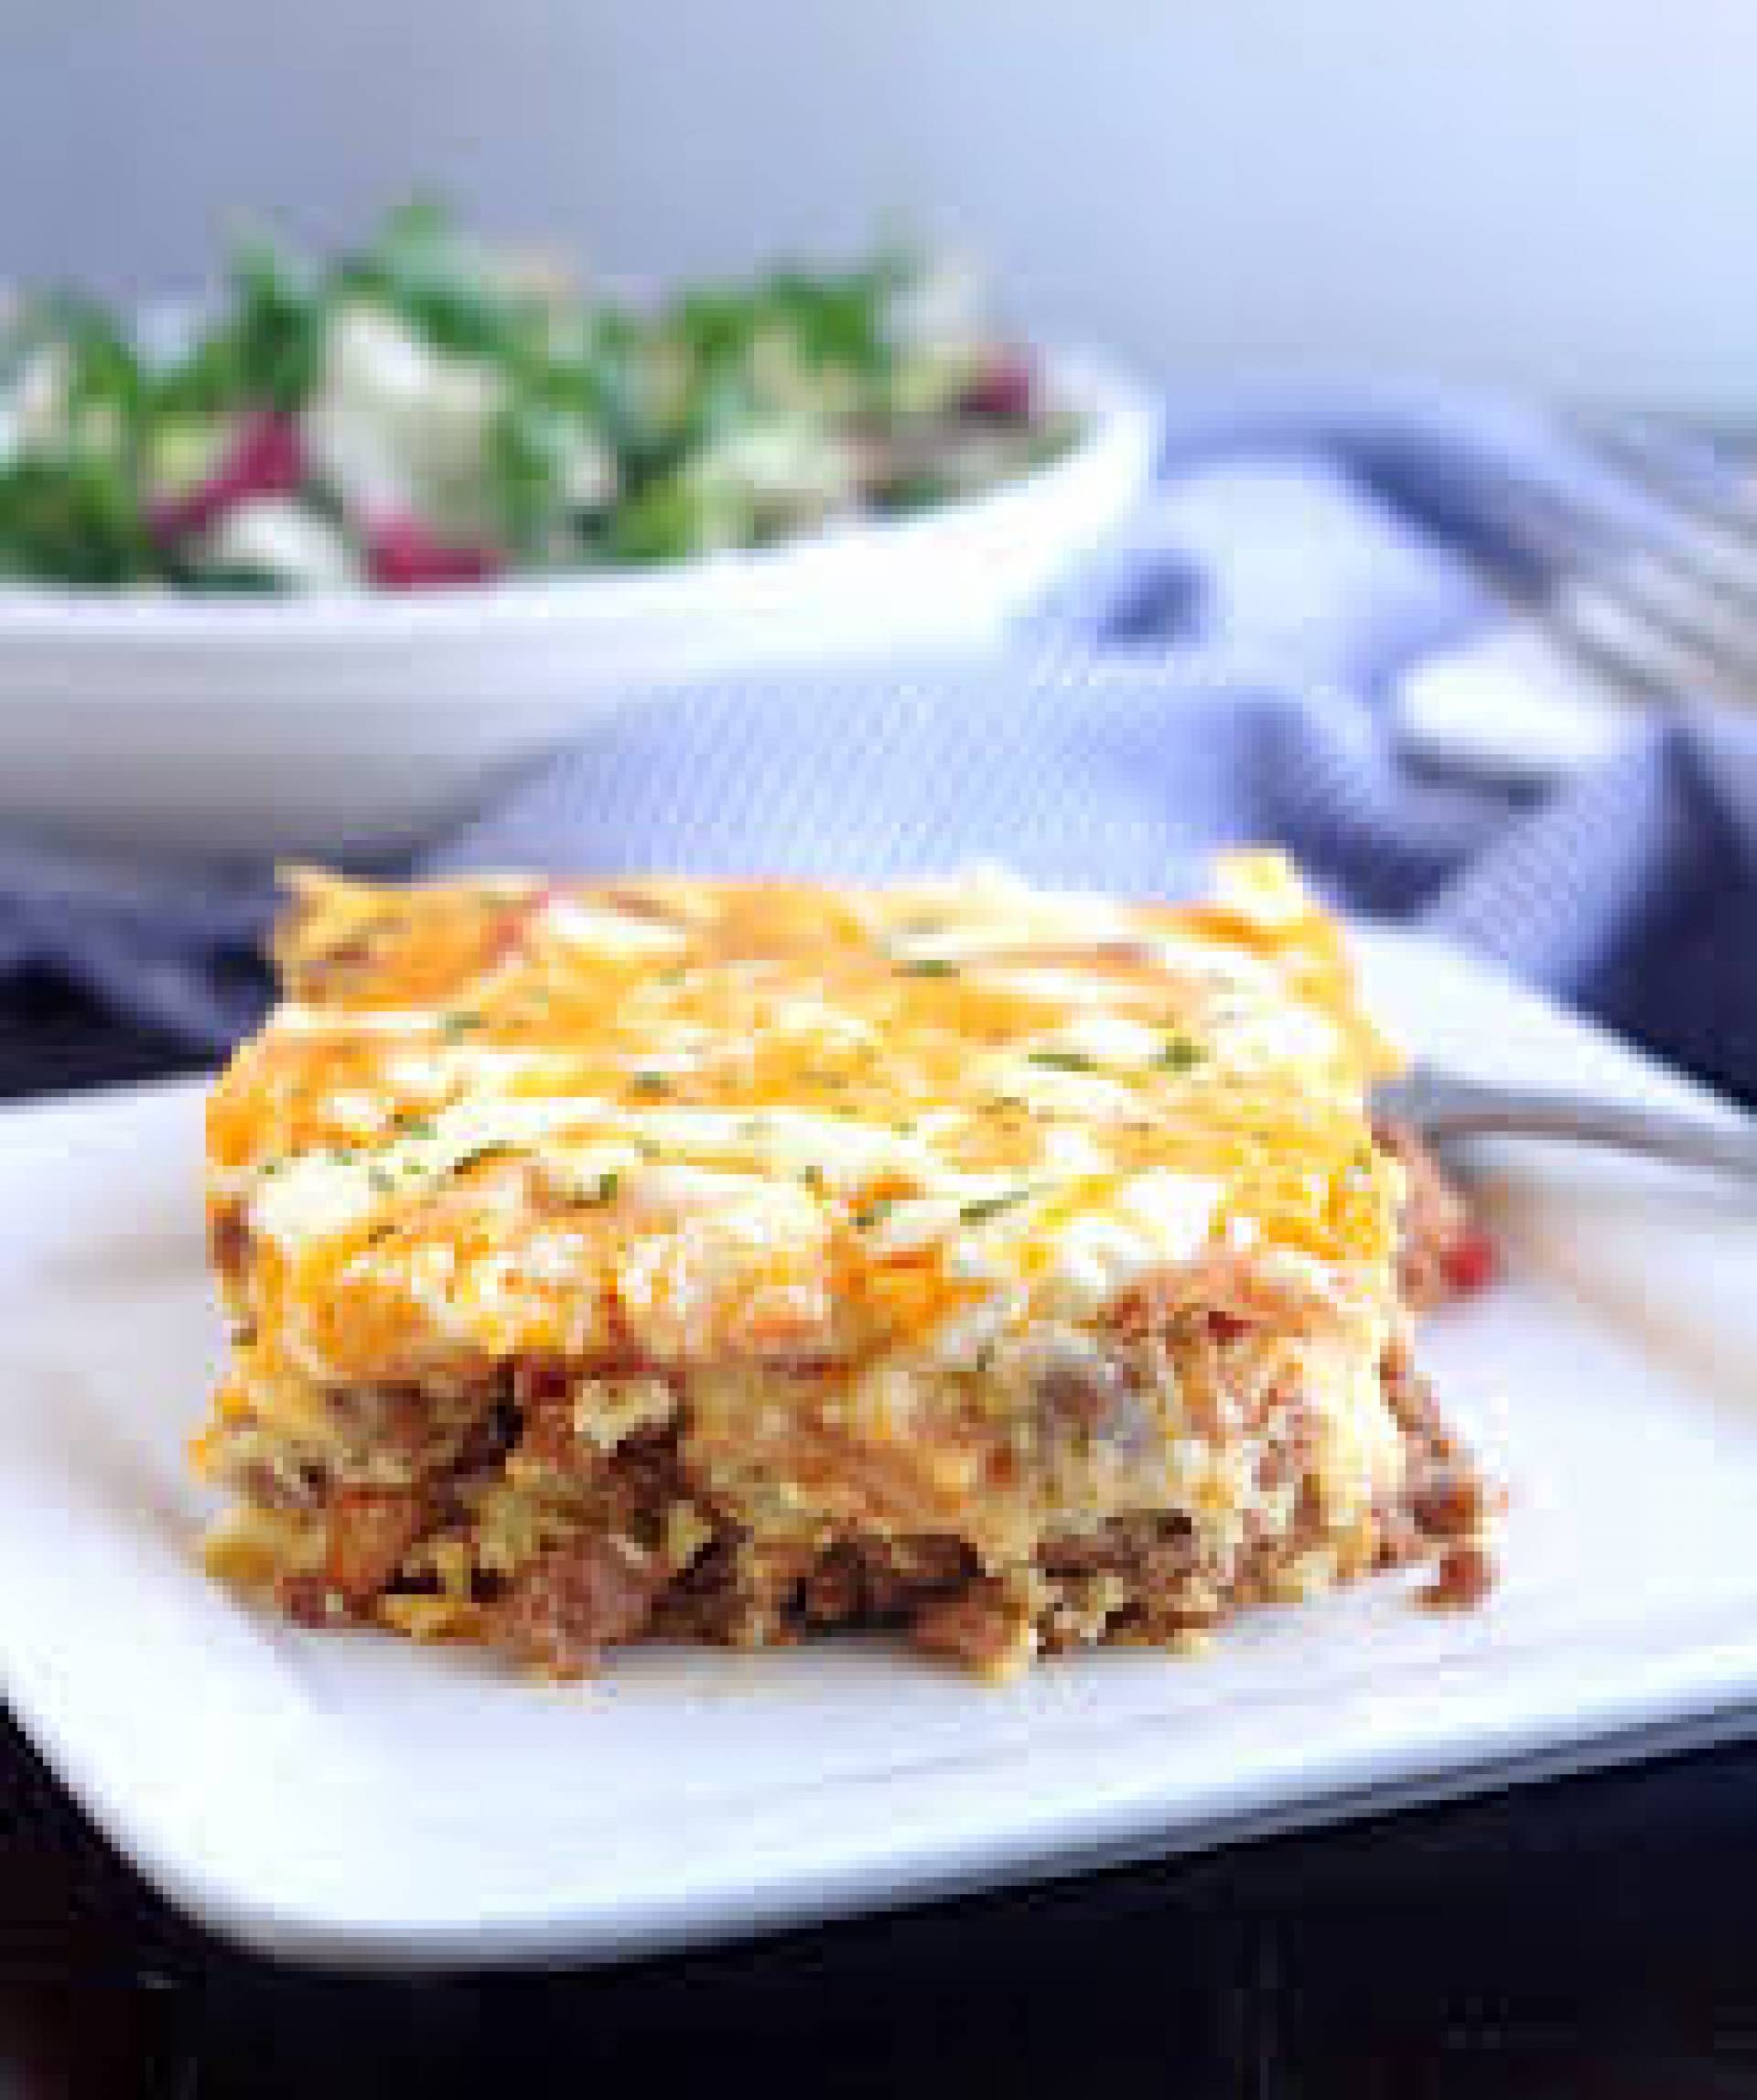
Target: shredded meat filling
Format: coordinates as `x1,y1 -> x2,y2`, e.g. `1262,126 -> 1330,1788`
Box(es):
494,1535 -> 664,1675
323,1485 -> 434,1607
911,1579 -> 1032,1675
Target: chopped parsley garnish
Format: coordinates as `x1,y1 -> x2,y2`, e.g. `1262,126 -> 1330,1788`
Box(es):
439,1010 -> 483,1039
1026,1049 -> 1096,1072
853,1197 -> 898,1231
1156,1038 -> 1203,1072
586,1169 -> 620,1204
393,1113 -> 437,1138
800,1164 -> 826,1192
367,1164 -> 400,1195
897,957 -> 959,977
631,1072 -> 674,1096
959,1189 -> 1030,1225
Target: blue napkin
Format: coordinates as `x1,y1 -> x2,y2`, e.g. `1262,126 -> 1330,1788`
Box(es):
5,402 -> 1755,1105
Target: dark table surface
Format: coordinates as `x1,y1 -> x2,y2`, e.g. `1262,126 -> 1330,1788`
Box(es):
5,996 -> 1757,2099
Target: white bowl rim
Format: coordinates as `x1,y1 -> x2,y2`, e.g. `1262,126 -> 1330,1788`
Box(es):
0,347 -> 1159,648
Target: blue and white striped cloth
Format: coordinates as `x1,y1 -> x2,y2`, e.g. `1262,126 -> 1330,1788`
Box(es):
5,398 -> 1755,1102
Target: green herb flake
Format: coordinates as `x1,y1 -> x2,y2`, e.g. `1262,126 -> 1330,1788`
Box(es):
896,957 -> 959,978
1025,1049 -> 1096,1073
959,1189 -> 1030,1226
439,1010 -> 484,1039
800,1164 -> 825,1192
393,1113 -> 437,1138
854,1197 -> 898,1231
1156,1038 -> 1204,1072
631,1072 -> 674,1097
587,1169 -> 620,1205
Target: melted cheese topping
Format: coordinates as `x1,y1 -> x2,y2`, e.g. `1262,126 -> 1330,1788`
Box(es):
208,856 -> 1404,1404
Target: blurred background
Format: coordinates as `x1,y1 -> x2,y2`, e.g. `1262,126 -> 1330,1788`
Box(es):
5,0 -> 1752,407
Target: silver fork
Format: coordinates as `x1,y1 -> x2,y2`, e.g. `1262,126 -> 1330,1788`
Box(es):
1375,1061 -> 1757,1186
1461,416 -> 1757,710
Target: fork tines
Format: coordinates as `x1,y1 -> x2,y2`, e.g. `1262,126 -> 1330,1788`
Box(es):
1468,416 -> 1757,711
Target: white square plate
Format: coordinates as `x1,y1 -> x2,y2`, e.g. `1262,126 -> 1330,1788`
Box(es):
2,925 -> 1754,1972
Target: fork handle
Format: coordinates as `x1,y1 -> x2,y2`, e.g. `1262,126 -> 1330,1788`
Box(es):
1410,1072 -> 1757,1186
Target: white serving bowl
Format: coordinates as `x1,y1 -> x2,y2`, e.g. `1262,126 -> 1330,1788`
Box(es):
0,352 -> 1158,858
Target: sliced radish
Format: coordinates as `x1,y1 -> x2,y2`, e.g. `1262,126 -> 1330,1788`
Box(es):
364,515 -> 503,590
960,353 -> 1033,421
148,411 -> 305,543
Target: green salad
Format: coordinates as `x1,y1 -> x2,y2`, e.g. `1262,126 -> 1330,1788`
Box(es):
0,202 -> 1080,592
